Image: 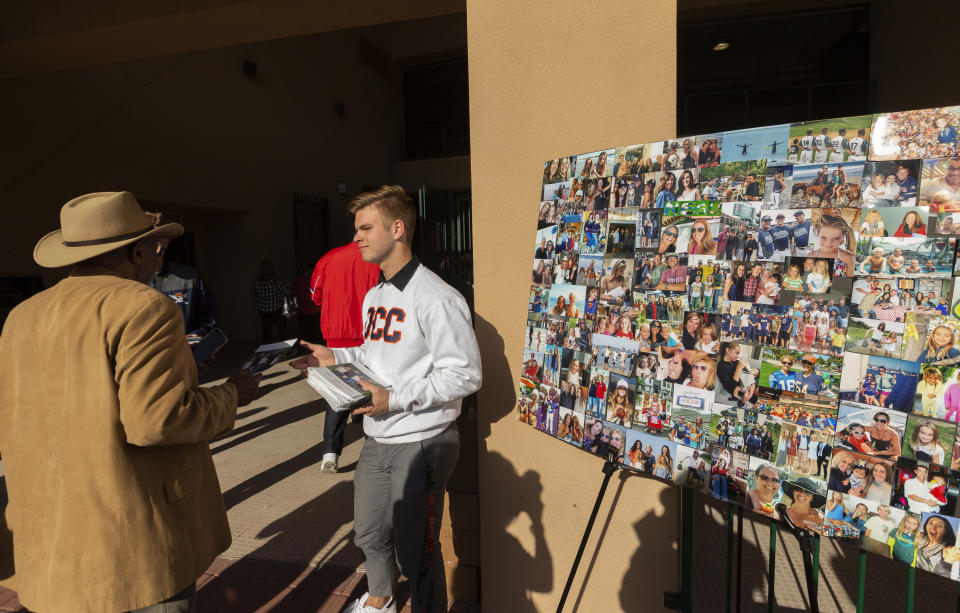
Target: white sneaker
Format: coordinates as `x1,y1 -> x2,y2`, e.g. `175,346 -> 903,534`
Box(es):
341,592 -> 395,613
320,452 -> 339,473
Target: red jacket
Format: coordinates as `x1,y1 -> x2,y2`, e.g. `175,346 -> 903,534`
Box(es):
309,243 -> 381,348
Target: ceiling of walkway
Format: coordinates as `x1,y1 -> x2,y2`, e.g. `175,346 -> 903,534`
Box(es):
0,0 -> 464,78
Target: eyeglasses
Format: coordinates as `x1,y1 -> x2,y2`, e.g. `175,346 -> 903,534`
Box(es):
781,361 -> 793,366
874,418 -> 888,424
692,228 -> 705,233
758,475 -> 780,484
665,231 -> 678,237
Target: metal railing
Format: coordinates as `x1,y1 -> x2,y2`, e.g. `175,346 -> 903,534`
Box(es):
664,488 -> 960,613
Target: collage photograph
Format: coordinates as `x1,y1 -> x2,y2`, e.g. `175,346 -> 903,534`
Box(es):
699,160 -> 768,202
723,124 -> 791,165
787,161 -> 864,208
674,445 -> 711,489
788,115 -> 873,164
623,428 -> 677,480
914,362 -> 960,421
861,159 -> 921,207
892,458 -> 959,515
822,492 -> 904,542
759,347 -> 841,397
697,133 -> 724,168
838,353 -> 919,412
869,107 -> 960,161
519,104 -> 960,584
708,445 -> 752,505
613,145 -> 646,178
919,156 -> 960,213
668,385 -> 714,449
762,164 -> 793,209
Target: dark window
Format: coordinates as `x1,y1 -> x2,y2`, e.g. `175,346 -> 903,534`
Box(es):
293,193 -> 329,273
677,4 -> 871,133
402,58 -> 469,159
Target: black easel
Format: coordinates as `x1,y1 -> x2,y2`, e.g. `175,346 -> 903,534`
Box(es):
775,503 -> 820,613
556,448 -> 620,613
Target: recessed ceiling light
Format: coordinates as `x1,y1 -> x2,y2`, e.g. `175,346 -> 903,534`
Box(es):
713,41 -> 730,51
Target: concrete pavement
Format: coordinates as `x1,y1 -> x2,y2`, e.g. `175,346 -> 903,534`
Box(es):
0,342 -> 472,612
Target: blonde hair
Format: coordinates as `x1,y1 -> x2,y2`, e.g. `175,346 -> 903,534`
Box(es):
910,420 -> 941,448
831,450 -> 855,469
927,325 -> 957,359
347,185 -> 417,242
691,356 -> 717,390
813,259 -> 830,276
815,214 -> 855,251
699,321 -> 719,344
895,514 -> 920,539
552,295 -> 566,314
692,220 -> 717,254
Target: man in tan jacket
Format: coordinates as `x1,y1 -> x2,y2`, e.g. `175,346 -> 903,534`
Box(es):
0,192 -> 261,612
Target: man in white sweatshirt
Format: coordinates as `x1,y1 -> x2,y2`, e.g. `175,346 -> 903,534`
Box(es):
290,185 -> 482,613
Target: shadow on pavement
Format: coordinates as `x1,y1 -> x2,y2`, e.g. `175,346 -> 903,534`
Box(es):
199,481 -> 362,612
211,399 -> 326,455
221,418 -> 362,512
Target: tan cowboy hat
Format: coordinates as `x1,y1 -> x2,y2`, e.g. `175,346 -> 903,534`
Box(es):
34,191 -> 183,268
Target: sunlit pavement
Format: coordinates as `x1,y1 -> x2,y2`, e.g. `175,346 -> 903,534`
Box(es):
0,343 -> 473,613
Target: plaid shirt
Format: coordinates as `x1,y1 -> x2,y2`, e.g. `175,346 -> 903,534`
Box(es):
250,277 -> 296,313
743,274 -> 760,299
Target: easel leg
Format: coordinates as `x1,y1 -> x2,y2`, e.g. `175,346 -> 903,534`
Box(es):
726,503 -> 734,613
736,506 -> 744,613
556,459 -> 618,613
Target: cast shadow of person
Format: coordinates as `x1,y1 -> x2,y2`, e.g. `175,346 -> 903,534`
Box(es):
197,480 -> 360,612
210,398 -> 327,455
459,316 -> 552,610
474,315 -> 519,442
445,451 -> 550,613
220,427 -> 362,511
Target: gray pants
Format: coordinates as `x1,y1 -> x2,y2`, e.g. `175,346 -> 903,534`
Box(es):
354,424 -> 459,613
128,583 -> 195,613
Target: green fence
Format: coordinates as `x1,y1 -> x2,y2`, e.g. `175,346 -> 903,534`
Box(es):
663,487 -> 960,613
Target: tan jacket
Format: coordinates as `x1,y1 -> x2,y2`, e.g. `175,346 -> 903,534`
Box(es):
0,271 -> 238,612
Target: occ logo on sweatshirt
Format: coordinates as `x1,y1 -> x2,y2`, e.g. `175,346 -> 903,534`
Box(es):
364,307 -> 405,343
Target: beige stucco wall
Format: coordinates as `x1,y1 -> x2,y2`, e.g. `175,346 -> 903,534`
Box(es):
467,1 -> 679,610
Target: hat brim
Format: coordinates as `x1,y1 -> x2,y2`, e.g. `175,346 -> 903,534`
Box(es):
33,223 -> 183,268
783,482 -> 827,509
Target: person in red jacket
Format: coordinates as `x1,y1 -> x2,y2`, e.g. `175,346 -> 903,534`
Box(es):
310,242 -> 380,472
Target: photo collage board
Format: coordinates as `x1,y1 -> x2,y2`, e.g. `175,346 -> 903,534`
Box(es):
520,106 -> 960,581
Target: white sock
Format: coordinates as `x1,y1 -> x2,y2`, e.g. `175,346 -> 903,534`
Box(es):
322,452 -> 338,463
362,594 -> 393,612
